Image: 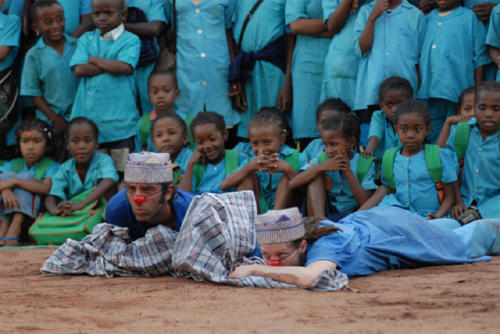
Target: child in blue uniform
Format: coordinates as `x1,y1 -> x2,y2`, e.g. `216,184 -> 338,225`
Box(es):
436,88 -> 475,147
45,117 -> 118,217
361,100 -> 458,218
0,119 -> 59,246
286,0 -> 330,140
58,0 -> 93,37
446,81 -> 500,220
290,113 -> 377,220
151,114 -> 192,186
70,0 -> 141,175
418,0 -> 489,143
179,112 -> 246,195
486,4 -> 500,81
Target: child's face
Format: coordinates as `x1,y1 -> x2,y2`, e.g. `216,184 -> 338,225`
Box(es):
396,113 -> 429,155
152,117 -> 188,158
475,90 -> 500,137
248,124 -> 285,156
19,129 -> 47,168
92,0 -> 125,35
32,4 -> 65,44
459,93 -> 475,120
321,129 -> 356,159
317,109 -> 339,133
436,0 -> 459,11
380,89 -> 410,123
67,123 -> 98,165
193,123 -> 227,164
148,75 -> 179,113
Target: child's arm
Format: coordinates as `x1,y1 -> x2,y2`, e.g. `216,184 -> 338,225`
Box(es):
277,34 -> 295,112
474,65 -> 484,85
289,155 -> 348,189
0,177 -> 52,196
220,158 -> 261,191
357,0 -> 388,55
74,63 -> 104,77
30,96 -> 67,133
436,115 -> 468,148
342,158 -> 372,206
363,136 -> 380,157
326,0 -> 358,35
0,46 -> 12,61
427,182 -> 454,219
489,46 -> 500,69
88,57 -> 134,75
289,18 -> 332,38
178,150 -> 202,192
358,184 -> 390,210
65,178 -> 116,214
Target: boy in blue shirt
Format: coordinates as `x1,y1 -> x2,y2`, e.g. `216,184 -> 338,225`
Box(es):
58,0 -> 93,37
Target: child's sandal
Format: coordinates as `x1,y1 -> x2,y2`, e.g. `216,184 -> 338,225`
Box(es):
456,207 -> 482,225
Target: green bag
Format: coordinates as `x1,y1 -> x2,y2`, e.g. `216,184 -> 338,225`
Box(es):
11,157 -> 55,180
29,188 -> 106,245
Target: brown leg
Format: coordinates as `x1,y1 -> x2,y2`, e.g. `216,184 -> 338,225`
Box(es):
307,176 -> 327,218
4,213 -> 24,246
274,175 -> 296,210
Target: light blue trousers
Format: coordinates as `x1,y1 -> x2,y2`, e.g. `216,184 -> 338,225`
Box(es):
0,172 -> 40,222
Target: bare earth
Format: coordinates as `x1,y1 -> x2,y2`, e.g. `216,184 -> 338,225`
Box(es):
0,248 -> 499,334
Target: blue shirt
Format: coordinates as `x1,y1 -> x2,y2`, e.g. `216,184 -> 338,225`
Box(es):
353,0 -> 424,110
0,158 -> 59,179
58,0 -> 91,35
21,35 -> 79,125
70,29 -> 141,143
50,152 -> 119,200
127,0 -> 167,52
368,110 -> 401,160
0,12 -> 20,71
1,0 -> 24,17
486,4 -> 500,81
301,138 -> 324,163
105,188 -> 194,240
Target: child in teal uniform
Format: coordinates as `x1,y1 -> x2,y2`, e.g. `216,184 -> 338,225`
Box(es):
0,119 -> 59,246
361,100 -> 457,218
418,0 -> 489,143
446,81 -> 500,220
290,113 -> 377,220
179,112 -> 247,195
45,117 -> 118,217
58,0 -> 93,37
70,0 -> 141,175
486,4 -> 500,81
436,88 -> 475,147
286,0 -> 331,141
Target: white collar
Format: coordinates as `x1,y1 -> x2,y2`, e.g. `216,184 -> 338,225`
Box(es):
100,23 -> 124,41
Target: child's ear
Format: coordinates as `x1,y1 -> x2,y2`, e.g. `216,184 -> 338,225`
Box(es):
280,132 -> 286,145
223,129 -> 229,142
175,89 -> 181,100
348,136 -> 357,150
32,23 -> 40,36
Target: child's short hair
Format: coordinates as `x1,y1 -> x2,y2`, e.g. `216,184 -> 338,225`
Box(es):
15,118 -> 55,155
249,107 -> 291,137
378,76 -> 413,102
30,0 -> 62,23
151,113 -> 188,136
321,113 -> 361,146
316,98 -> 351,122
456,87 -> 475,112
190,111 -> 226,136
147,68 -> 178,91
475,81 -> 500,104
66,117 -> 99,140
393,100 -> 431,127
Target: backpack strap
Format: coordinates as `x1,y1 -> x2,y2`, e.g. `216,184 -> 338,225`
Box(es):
224,149 -> 240,176
193,161 -> 204,188
11,157 -> 25,174
381,147 -> 399,190
138,114 -> 152,148
284,149 -> 300,171
34,158 -> 55,180
318,152 -> 329,164
237,0 -> 264,50
356,156 -> 375,184
424,144 -> 444,203
454,122 -> 470,161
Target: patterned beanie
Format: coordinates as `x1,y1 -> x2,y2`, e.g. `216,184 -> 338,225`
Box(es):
124,152 -> 172,183
255,208 -> 305,245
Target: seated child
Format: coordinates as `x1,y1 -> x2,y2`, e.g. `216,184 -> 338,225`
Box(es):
0,119 -> 59,246
360,100 -> 458,218
289,113 -> 377,221
221,108 -> 306,212
179,111 -> 247,195
44,117 -> 118,217
150,114 -> 192,186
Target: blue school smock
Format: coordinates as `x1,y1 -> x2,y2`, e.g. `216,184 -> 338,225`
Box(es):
320,0 -> 368,109
353,0 -> 424,110
58,0 -> 91,35
164,0 -> 239,126
1,0 -> 23,17
304,206 -> 489,277
301,138 -> 324,163
368,110 -> 401,160
379,147 -> 458,217
0,12 -> 20,71
486,4 -> 500,81
20,35 -> 78,125
105,188 -> 194,241
446,119 -> 500,219
233,0 -> 287,138
49,152 -> 119,200
70,29 -> 141,144
286,0 -> 330,139
0,158 -> 59,179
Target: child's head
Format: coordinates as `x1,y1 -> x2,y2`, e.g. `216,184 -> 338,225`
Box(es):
316,98 -> 351,133
66,117 -> 99,165
148,69 -> 180,113
248,107 -> 289,155
190,111 -> 227,164
320,113 -> 360,158
16,118 -> 54,167
474,81 -> 500,137
378,76 -> 413,124
91,0 -> 126,35
457,87 -> 475,120
151,114 -> 188,158
436,0 -> 460,11
30,0 -> 65,44
393,100 -> 431,154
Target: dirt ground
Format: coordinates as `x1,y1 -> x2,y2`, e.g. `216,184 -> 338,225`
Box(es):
0,248 -> 499,334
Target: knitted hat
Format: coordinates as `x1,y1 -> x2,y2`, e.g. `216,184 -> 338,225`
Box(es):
124,152 -> 172,183
255,208 -> 304,245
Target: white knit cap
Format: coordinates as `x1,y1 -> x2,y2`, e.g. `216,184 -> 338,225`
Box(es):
255,208 -> 304,245
124,152 -> 172,183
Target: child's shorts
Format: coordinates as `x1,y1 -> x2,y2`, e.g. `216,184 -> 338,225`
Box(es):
98,137 -> 135,172
0,172 -> 40,222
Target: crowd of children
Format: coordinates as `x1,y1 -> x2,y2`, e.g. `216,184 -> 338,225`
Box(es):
0,0 -> 499,246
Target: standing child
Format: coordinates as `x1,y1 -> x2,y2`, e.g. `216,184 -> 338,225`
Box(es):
360,100 -> 458,218
446,81 -> 500,220
486,3 -> 500,81
0,119 -> 59,246
179,112 -> 247,195
58,0 -> 93,37
70,0 -> 141,175
418,0 -> 489,143
436,88 -> 475,147
289,113 -> 377,220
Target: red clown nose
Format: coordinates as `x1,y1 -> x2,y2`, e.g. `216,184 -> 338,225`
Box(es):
133,195 -> 146,205
268,259 -> 281,266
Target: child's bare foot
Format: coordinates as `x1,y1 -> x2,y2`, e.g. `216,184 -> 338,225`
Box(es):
0,221 -> 9,246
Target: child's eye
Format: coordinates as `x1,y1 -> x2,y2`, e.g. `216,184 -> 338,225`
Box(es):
493,105 -> 500,112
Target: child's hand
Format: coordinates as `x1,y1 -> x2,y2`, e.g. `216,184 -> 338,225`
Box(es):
229,81 -> 247,111
322,153 -> 349,172
55,201 -> 72,216
188,150 -> 204,166
51,115 -> 68,133
451,203 -> 468,219
370,0 -> 389,20
351,0 -> 361,13
1,189 -> 21,209
427,212 -> 440,220
362,150 -> 374,158
67,202 -> 85,214
88,56 -> 101,66
472,2 -> 496,21
446,115 -> 469,126
277,81 -> 292,113
0,179 -> 16,192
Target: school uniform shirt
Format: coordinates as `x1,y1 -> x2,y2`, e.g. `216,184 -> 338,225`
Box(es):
1,0 -> 24,16
353,0 -> 424,110
21,35 -> 79,125
301,138 -> 324,163
58,0 -> 91,35
368,110 -> 401,160
49,152 -> 119,201
164,0 -> 239,126
418,7 -> 489,103
70,28 -> 141,144
446,118 -> 500,219
0,12 -> 21,71
486,4 -> 500,81
286,0 -> 330,139
233,0 -> 287,138
379,148 -> 458,218
0,158 -> 59,179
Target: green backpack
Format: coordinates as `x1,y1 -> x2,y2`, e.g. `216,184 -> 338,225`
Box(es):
318,152 -> 375,186
139,113 -> 195,150
193,149 -> 240,188
11,157 -> 55,180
